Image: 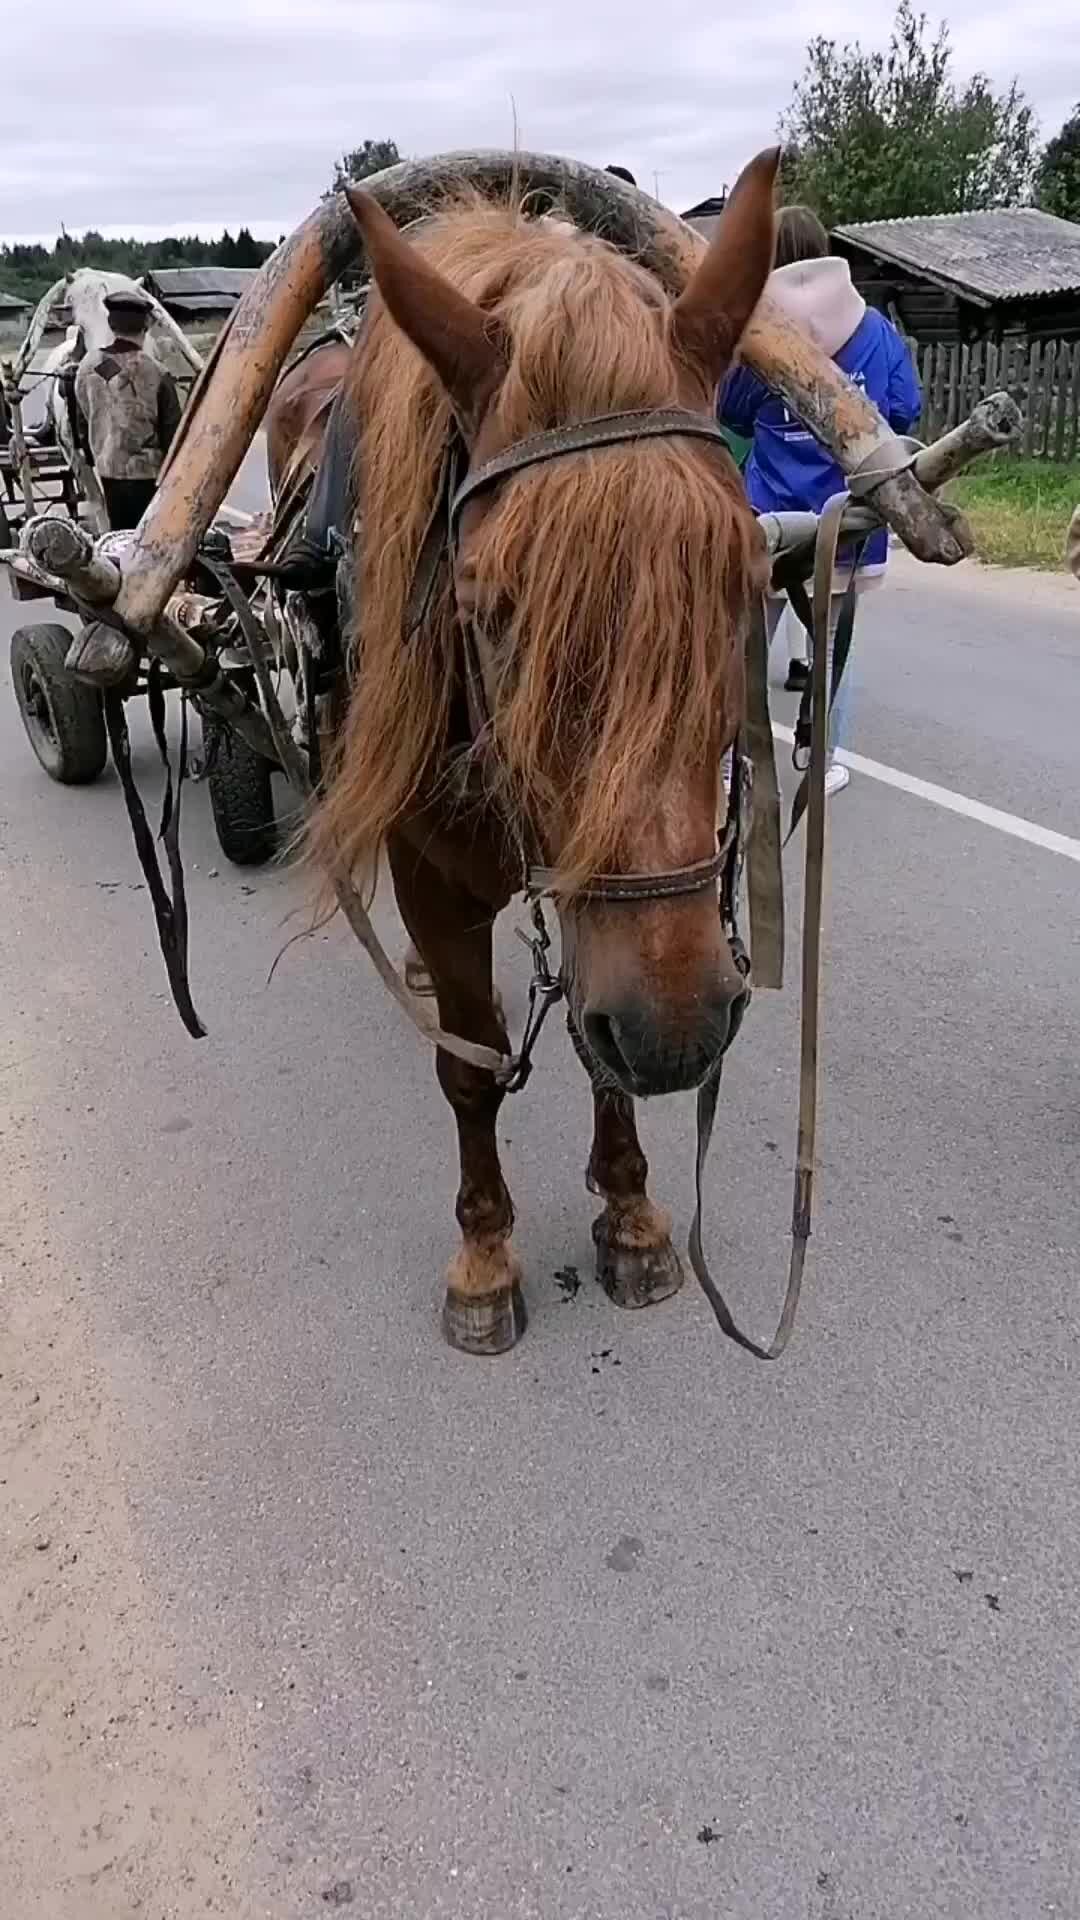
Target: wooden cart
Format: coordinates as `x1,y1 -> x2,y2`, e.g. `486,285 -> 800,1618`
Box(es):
1,277 -> 281,864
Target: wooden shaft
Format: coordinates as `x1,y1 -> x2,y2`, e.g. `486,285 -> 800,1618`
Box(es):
21,509 -> 278,758
913,391 -> 1021,493
67,445 -> 110,538
9,279 -> 68,384
742,297 -> 970,564
8,391 -> 35,521
142,293 -> 205,376
25,515 -> 120,602
183,657 -> 281,763
114,213 -> 338,636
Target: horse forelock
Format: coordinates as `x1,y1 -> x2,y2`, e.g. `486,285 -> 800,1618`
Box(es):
314,200 -> 764,888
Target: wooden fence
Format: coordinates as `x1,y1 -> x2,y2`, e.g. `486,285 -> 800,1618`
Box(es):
914,338 -> 1080,462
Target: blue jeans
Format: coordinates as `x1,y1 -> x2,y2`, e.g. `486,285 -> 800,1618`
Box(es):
767,594 -> 853,759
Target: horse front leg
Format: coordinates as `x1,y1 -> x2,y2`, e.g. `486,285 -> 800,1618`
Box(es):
586,1080 -> 684,1310
440,1042 -> 524,1355
390,846 -> 523,1356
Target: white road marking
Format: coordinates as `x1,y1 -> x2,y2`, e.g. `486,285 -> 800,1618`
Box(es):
770,723 -> 1080,865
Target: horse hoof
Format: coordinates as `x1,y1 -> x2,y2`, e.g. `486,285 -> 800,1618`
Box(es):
442,1282 -> 527,1355
592,1218 -> 684,1309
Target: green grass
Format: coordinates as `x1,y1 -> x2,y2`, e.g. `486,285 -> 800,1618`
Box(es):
945,457 -> 1080,571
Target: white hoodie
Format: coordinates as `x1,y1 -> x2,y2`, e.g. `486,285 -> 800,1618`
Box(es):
765,256 -> 867,359
755,257 -> 887,593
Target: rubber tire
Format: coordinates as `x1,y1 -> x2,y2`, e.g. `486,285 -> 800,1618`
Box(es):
203,713 -> 277,867
10,621 -> 108,784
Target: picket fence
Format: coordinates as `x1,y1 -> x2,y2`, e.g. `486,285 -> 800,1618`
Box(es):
914,337 -> 1080,462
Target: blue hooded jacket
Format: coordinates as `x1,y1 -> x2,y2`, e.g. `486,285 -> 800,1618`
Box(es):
719,257 -> 922,573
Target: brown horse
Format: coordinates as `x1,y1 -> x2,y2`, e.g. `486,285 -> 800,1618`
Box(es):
265,336 -> 351,502
296,153 -> 777,1355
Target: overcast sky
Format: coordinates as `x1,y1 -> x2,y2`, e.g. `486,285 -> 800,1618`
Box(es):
3,0 -> 1076,244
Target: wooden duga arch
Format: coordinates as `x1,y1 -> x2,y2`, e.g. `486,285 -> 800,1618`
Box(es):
113,149 -> 970,646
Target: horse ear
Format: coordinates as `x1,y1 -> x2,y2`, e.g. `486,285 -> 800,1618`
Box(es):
345,189 -> 506,438
671,148 -> 780,385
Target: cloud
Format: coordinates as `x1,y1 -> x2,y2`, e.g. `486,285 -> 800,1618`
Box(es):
4,0 -> 1076,241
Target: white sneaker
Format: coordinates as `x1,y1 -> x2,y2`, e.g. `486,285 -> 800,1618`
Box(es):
825,763 -> 850,797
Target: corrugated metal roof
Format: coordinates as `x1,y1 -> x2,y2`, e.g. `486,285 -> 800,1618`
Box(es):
154,293 -> 243,315
143,267 -> 259,301
0,286 -> 31,312
834,208 -> 1080,303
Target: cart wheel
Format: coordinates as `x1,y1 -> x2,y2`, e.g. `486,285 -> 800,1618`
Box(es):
203,713 -> 277,867
10,622 -> 108,784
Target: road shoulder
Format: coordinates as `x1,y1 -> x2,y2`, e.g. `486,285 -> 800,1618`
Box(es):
0,1189 -> 267,1917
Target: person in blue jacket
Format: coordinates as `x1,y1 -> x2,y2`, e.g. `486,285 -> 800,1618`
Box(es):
719,205 -> 921,794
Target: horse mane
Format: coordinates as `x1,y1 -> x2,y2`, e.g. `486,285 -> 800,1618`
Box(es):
310,196 -> 765,890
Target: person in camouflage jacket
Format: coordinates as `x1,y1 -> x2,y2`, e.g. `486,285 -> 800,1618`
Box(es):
75,289 -> 181,529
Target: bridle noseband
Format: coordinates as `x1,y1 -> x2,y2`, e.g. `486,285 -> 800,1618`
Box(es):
528,845 -> 728,906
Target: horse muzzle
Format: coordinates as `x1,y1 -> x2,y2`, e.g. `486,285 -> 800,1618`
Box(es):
580,979 -> 750,1097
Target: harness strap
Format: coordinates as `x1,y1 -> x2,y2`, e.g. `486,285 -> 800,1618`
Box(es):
687,491 -> 850,1358
203,554 -> 530,1083
103,677 -> 206,1040
450,408 -> 734,529
742,595 -> 785,990
404,436 -> 463,638
785,534 -> 867,840
526,842 -> 728,904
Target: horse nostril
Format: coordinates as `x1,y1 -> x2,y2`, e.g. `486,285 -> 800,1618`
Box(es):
583,1009 -> 627,1079
582,986 -> 748,1097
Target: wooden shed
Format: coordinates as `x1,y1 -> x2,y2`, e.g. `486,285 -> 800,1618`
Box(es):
831,208 -> 1080,346
0,288 -> 32,350
681,195 -> 727,242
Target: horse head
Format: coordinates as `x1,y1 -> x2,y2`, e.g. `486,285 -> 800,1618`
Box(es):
342,154 -> 776,1098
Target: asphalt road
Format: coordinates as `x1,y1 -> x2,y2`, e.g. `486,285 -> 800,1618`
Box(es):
2,520 -> 1079,1917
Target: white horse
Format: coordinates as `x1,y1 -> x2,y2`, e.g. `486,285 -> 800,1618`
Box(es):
65,266 -> 199,367
17,269 -> 202,530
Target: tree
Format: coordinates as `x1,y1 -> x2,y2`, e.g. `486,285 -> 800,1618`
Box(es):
0,226 -> 275,307
1036,104 -> 1080,221
330,138 -> 402,194
779,3 -> 1038,225
231,226 -> 265,268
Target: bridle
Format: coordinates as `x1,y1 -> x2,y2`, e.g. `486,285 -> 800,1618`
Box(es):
411,403 -> 748,906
